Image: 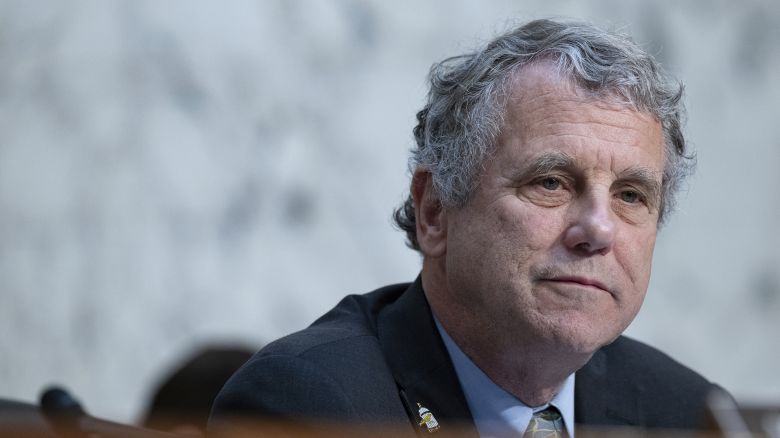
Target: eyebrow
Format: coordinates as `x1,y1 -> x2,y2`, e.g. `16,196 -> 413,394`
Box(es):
530,151 -> 576,176
504,151 -> 576,184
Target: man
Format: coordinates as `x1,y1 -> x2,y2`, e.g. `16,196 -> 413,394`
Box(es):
210,19 -> 718,437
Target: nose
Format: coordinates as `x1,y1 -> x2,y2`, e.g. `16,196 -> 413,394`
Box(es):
563,194 -> 616,255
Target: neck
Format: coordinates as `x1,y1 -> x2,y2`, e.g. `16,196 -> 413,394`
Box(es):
460,341 -> 587,407
421,260 -> 592,407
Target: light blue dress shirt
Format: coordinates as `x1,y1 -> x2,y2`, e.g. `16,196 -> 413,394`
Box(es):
435,319 -> 575,438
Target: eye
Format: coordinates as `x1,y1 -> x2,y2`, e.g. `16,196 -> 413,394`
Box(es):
521,175 -> 572,207
539,177 -> 562,190
619,190 -> 642,204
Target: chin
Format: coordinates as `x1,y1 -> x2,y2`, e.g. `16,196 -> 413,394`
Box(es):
560,334 -> 613,355
542,314 -> 622,355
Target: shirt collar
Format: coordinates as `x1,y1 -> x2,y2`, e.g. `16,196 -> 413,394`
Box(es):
434,318 -> 576,438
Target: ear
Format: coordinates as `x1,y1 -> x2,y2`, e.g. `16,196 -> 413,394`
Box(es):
411,170 -> 447,257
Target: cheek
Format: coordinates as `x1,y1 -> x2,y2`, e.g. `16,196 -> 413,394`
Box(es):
447,199 -> 568,282
617,229 -> 657,289
496,201 -> 566,250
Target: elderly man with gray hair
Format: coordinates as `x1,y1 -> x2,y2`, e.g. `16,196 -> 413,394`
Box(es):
211,19 -> 721,437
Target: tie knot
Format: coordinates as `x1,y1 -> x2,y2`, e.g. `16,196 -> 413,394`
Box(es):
523,405 -> 568,438
536,406 -> 562,422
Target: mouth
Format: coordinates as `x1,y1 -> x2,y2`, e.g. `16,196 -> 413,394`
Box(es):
540,276 -> 611,294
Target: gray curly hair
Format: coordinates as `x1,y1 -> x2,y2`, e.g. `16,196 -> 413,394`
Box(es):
393,18 -> 695,251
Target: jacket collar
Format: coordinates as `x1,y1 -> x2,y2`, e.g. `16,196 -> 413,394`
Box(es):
376,277 -> 480,437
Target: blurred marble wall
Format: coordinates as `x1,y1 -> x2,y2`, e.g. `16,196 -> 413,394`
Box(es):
0,0 -> 777,423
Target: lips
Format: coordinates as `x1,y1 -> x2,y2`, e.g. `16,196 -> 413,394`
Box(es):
542,276 -> 610,293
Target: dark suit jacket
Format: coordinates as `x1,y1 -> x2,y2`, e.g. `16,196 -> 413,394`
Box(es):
210,279 -> 716,436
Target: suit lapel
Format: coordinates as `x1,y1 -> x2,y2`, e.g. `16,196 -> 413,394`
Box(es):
376,278 -> 479,437
575,342 -> 643,428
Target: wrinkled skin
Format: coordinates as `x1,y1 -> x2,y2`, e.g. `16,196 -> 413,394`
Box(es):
416,63 -> 665,404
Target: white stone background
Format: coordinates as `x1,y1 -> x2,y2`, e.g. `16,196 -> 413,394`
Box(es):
0,0 -> 778,424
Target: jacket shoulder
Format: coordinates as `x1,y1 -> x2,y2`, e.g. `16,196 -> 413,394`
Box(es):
593,336 -> 718,429
604,336 -> 713,391
210,283 -> 411,426
260,282 -> 408,357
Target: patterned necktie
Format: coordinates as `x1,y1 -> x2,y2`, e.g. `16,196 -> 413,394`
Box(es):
523,405 -> 568,438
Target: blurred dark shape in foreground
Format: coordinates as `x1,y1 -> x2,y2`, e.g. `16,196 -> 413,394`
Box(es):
141,346 -> 254,436
0,386 -> 178,438
0,398 -> 57,438
0,379 -> 775,437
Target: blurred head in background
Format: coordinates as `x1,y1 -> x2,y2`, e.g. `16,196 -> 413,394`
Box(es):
142,346 -> 253,436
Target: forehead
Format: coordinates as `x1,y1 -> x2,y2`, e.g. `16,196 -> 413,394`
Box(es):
500,63 -> 665,169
